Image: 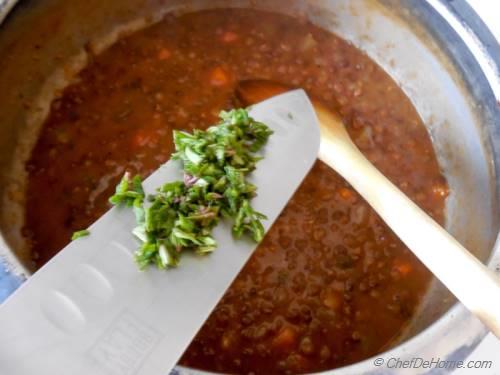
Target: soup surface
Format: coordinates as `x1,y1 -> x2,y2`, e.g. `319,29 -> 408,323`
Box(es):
23,9 -> 448,374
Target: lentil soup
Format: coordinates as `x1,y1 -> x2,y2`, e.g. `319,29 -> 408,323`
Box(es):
23,9 -> 448,374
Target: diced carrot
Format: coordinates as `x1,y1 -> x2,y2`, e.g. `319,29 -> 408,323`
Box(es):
209,66 -> 230,87
157,48 -> 171,60
132,132 -> 149,147
272,326 -> 297,351
220,330 -> 238,350
322,290 -> 342,310
338,187 -> 355,201
393,261 -> 412,276
432,183 -> 449,198
132,128 -> 158,148
220,31 -> 239,43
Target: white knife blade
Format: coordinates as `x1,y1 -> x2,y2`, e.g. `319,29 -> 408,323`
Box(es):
0,90 -> 320,375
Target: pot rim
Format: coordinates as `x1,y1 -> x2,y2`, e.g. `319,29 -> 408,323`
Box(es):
0,0 -> 498,374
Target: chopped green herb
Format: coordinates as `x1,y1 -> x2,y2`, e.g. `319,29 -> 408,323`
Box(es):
111,109 -> 273,269
71,229 -> 90,240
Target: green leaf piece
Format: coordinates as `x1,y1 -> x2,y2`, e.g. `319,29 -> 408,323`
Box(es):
109,109 -> 273,269
71,229 -> 90,241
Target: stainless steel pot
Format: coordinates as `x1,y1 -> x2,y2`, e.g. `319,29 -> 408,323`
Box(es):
0,1 -> 498,374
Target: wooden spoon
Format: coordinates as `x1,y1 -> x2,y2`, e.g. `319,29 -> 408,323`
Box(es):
237,79 -> 500,338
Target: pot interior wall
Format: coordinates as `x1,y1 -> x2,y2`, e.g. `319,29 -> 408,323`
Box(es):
0,0 -> 497,362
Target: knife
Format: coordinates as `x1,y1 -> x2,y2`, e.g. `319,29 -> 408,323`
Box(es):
0,90 -> 320,375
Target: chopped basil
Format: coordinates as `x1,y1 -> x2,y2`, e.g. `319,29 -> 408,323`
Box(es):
109,109 -> 273,269
71,229 -> 90,240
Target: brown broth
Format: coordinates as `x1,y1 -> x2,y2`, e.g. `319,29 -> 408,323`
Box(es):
24,9 -> 448,374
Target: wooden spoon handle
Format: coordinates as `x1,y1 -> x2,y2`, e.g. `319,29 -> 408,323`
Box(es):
317,109 -> 500,338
